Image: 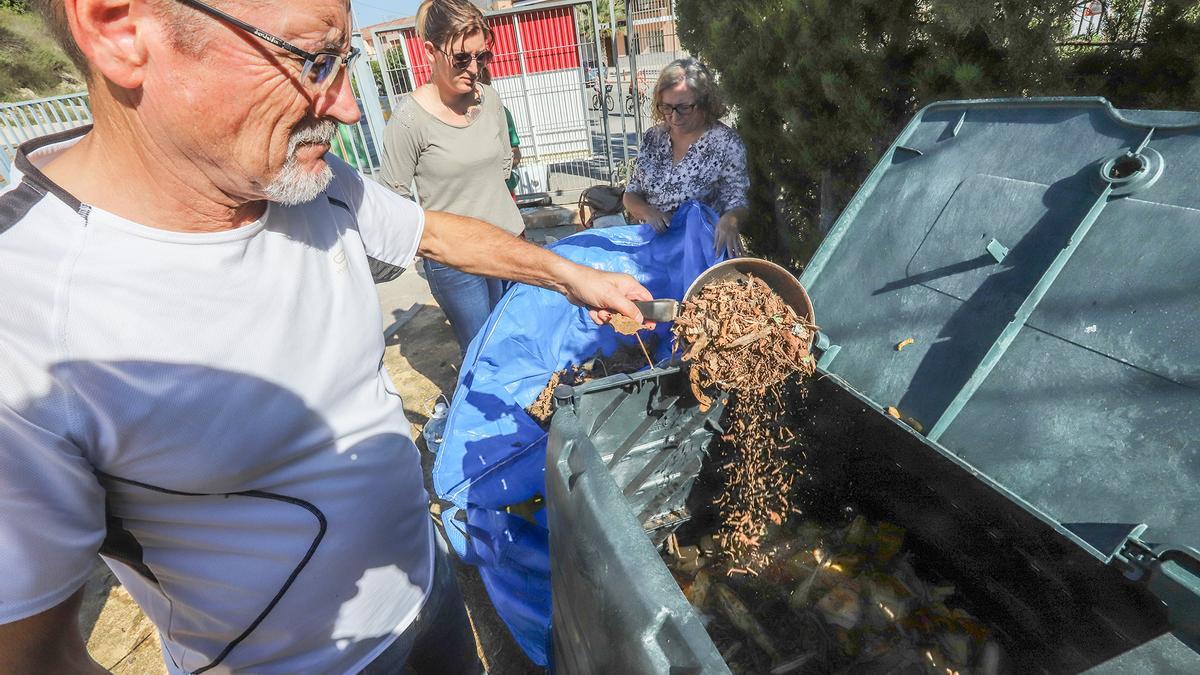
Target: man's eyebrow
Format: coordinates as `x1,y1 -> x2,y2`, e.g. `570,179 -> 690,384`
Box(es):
318,25 -> 347,52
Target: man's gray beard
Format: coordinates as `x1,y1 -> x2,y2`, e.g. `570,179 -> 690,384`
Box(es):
263,119 -> 338,206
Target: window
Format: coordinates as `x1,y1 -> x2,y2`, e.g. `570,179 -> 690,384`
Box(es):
643,28 -> 665,53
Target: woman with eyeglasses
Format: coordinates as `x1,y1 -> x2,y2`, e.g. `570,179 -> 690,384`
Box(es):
623,58 -> 750,257
381,0 -> 521,354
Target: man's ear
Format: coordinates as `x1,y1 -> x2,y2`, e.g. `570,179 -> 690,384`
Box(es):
65,0 -> 152,89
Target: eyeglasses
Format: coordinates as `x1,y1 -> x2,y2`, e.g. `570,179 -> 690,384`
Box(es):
657,102 -> 698,117
173,0 -> 360,94
438,47 -> 495,71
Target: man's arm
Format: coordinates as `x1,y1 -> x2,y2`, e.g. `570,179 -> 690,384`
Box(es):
419,211 -> 651,324
0,588 -> 105,674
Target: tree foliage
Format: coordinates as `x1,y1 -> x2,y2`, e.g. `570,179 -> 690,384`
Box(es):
677,0 -> 1200,265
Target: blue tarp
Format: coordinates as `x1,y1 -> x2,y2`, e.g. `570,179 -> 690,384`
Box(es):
431,201 -> 727,665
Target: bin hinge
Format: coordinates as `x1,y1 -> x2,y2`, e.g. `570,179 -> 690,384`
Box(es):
814,331 -> 841,370
553,384 -> 576,410
986,238 -> 1009,264
1115,536 -> 1200,652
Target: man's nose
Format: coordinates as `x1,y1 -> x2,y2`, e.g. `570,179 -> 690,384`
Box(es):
314,71 -> 361,125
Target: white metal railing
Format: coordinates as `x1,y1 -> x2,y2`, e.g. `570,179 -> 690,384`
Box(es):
0,92 -> 93,185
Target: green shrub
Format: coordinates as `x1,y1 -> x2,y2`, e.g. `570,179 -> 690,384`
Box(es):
677,0 -> 1200,265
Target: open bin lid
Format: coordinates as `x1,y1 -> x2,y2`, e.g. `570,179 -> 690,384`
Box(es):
799,98 -> 1200,616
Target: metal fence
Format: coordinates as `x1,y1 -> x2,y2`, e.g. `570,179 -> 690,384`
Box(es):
1060,0 -> 1152,48
0,93 -> 92,185
623,0 -> 688,136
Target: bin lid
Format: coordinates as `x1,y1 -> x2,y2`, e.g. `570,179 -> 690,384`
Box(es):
800,98 -> 1200,563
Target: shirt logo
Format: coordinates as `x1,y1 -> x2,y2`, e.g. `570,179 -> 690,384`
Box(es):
331,242 -> 348,273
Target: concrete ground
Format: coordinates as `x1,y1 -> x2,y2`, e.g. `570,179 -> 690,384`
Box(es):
80,213 -> 581,673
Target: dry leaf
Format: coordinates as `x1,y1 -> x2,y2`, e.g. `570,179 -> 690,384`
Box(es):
610,314 -> 644,335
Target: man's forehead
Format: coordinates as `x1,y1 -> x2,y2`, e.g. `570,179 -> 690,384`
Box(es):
263,0 -> 353,46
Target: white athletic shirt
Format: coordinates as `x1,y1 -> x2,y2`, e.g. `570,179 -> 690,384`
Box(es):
0,127 -> 433,673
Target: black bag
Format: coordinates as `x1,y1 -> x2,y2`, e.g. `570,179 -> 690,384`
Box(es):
577,185 -> 625,229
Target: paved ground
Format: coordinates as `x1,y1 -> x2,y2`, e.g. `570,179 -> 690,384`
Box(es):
81,222 -> 580,673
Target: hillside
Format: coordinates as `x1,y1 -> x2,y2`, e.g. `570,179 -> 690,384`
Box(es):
0,7 -> 83,101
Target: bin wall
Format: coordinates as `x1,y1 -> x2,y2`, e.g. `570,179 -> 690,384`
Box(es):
547,370 -> 729,674
547,369 -> 1195,672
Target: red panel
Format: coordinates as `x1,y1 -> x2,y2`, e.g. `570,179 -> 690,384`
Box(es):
395,6 -> 580,86
489,16 -> 519,78
538,13 -> 552,73
539,13 -> 553,72
402,27 -> 432,88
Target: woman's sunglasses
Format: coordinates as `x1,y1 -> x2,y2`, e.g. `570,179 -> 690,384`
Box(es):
439,48 -> 495,71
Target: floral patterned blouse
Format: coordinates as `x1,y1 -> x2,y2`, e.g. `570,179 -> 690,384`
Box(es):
626,121 -> 750,216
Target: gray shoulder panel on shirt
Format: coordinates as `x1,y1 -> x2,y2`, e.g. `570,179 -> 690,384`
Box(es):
0,180 -> 47,235
367,256 -> 405,284
325,193 -> 406,284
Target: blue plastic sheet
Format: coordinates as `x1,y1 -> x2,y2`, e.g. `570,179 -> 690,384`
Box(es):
431,201 -> 726,665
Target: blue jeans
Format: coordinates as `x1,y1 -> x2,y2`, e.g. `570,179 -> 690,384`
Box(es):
423,258 -> 506,354
360,532 -> 482,674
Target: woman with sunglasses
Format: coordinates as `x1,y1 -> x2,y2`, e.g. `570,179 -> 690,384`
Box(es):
381,0 -> 521,354
623,58 -> 750,257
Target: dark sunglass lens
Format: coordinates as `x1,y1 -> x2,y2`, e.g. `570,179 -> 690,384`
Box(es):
476,51 -> 494,67
452,53 -> 472,69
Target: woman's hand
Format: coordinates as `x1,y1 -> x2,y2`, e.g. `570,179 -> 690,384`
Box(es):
714,209 -> 746,257
511,146 -> 521,169
623,192 -> 670,232
639,206 -> 671,233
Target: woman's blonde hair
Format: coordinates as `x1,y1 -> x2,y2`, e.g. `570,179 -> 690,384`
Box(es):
416,0 -> 493,51
651,58 -> 728,125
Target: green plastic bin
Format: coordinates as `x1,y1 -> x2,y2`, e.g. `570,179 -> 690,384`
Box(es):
546,98 -> 1200,673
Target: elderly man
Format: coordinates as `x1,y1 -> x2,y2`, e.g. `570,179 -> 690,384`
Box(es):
0,0 -> 649,672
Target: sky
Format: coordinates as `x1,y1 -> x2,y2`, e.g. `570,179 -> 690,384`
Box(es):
353,0 -> 425,29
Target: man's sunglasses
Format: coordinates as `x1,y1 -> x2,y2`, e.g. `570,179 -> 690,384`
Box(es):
658,102 -> 698,117
173,0 -> 360,94
438,47 -> 495,71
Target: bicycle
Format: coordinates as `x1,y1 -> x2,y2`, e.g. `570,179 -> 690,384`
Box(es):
588,79 -> 615,113
623,71 -> 652,117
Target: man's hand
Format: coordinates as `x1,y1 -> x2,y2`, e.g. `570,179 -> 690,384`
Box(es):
714,208 -> 748,257
559,264 -> 654,326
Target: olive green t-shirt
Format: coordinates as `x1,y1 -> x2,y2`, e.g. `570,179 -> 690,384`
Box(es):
380,84 -> 524,235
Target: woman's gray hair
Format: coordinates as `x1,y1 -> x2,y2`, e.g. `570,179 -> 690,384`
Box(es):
651,58 -> 728,124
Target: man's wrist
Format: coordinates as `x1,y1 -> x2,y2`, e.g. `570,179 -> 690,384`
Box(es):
543,255 -> 581,296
